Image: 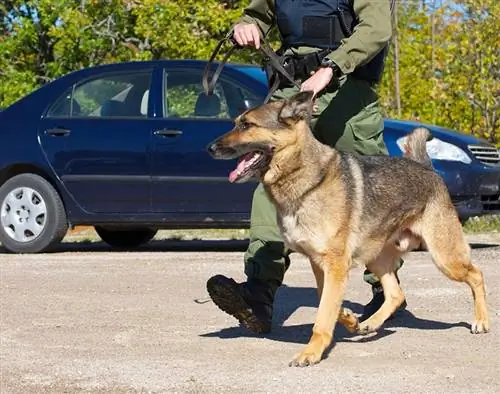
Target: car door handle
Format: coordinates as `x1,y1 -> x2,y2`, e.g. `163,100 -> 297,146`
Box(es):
45,128 -> 71,137
153,129 -> 183,137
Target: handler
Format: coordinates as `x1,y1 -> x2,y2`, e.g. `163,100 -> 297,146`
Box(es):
207,0 -> 406,333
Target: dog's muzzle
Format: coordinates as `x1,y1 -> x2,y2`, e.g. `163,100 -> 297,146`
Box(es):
207,141 -> 233,160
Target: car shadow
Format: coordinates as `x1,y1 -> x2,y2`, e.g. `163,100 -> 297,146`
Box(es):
0,239 -> 250,254
418,242 -> 499,251
199,285 -> 471,350
0,239 -> 497,254
469,242 -> 500,249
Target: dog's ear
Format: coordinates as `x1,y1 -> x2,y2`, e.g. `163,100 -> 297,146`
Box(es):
278,91 -> 314,123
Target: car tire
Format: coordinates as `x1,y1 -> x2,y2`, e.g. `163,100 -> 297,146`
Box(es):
0,173 -> 68,253
95,226 -> 157,249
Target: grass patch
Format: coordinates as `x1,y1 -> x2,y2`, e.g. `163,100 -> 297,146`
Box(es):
61,228 -> 250,243
463,215 -> 500,234
154,228 -> 250,240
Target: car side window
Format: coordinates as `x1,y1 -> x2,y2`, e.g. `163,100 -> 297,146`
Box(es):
47,70 -> 152,118
163,69 -> 263,119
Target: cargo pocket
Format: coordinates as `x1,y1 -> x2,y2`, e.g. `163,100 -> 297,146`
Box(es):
347,104 -> 388,156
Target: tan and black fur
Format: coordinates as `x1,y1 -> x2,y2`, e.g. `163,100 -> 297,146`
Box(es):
207,91 -> 489,367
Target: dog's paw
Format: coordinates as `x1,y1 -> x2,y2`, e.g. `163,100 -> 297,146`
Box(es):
339,308 -> 359,334
288,351 -> 322,367
357,322 -> 378,336
471,319 -> 490,334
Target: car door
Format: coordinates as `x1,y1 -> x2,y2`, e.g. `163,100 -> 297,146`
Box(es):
150,66 -> 262,220
38,68 -> 154,214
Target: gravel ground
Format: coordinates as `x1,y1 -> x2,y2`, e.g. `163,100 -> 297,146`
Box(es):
1,233 -> 499,393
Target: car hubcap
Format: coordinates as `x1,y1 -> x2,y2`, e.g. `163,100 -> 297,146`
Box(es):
1,187 -> 47,243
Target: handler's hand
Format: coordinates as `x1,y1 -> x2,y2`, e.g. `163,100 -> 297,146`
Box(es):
300,67 -> 334,97
233,23 -> 261,49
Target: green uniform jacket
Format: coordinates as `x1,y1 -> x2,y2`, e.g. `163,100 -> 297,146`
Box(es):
237,0 -> 392,75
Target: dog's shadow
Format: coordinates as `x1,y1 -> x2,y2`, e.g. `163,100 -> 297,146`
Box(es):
200,285 -> 470,347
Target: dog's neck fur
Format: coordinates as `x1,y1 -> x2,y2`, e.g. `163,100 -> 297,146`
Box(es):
261,121 -> 338,213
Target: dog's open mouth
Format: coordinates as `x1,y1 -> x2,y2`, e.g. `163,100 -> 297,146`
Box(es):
229,150 -> 271,183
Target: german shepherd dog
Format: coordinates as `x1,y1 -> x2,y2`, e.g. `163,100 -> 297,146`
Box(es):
207,91 -> 489,367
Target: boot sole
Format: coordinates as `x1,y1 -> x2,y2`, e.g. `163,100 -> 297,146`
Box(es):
207,276 -> 271,334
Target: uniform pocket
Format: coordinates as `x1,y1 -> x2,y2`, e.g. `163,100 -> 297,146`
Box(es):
346,104 -> 388,155
349,104 -> 384,141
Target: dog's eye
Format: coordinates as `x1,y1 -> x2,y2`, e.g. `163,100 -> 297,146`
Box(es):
239,121 -> 254,131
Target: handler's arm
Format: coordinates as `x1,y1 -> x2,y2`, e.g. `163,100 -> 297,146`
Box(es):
236,0 -> 275,36
327,0 -> 392,74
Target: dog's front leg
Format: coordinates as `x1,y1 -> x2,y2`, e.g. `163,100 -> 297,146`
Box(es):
290,252 -> 350,367
310,258 -> 359,334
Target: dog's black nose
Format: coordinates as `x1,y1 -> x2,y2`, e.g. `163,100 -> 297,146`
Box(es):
207,142 -> 218,156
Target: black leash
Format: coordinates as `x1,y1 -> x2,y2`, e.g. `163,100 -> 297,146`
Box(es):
203,31 -> 300,104
202,32 -> 241,98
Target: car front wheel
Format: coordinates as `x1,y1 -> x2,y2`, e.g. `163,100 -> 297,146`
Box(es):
94,226 -> 157,249
0,173 -> 68,253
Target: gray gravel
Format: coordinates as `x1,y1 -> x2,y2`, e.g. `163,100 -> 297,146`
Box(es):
1,233 -> 499,393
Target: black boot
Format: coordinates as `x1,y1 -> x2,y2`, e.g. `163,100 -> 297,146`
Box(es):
206,275 -> 275,333
360,285 -> 407,323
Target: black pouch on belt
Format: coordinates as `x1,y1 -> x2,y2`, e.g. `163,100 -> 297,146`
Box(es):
264,54 -> 296,91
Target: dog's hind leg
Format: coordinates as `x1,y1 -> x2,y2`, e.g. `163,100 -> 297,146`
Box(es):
290,250 -> 350,367
421,201 -> 489,334
356,244 -> 406,335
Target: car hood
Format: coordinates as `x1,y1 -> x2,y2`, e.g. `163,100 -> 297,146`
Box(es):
384,119 -> 491,147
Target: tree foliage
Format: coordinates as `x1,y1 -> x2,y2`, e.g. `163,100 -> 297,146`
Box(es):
379,0 -> 499,145
1,0 -> 498,146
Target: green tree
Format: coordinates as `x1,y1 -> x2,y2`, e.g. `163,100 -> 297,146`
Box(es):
0,0 -> 137,107
380,0 -> 499,146
441,0 -> 499,144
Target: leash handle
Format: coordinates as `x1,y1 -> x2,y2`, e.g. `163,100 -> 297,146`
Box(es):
203,31 -> 240,96
203,30 -> 300,102
258,39 -> 300,91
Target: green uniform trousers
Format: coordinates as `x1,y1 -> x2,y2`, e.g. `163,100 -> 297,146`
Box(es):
243,75 -> 403,293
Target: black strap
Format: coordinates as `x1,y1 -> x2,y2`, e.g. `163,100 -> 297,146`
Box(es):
203,31 -> 300,103
202,32 -> 239,96
259,38 -> 300,90
263,69 -> 281,104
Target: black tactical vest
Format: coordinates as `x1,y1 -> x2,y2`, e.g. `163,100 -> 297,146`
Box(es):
275,0 -> 390,83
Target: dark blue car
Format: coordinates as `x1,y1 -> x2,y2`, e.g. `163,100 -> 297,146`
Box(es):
1,60 -> 499,253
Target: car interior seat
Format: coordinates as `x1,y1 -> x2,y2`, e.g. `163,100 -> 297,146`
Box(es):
100,100 -> 128,117
194,93 -> 221,117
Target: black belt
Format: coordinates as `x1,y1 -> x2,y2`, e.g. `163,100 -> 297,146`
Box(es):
281,50 -> 330,80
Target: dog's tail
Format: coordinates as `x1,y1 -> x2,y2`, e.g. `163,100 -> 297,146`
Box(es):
402,127 -> 433,169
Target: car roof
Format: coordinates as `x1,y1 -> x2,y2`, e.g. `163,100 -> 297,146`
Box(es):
62,59 -> 261,75
49,59 -> 268,91
2,59 -> 268,113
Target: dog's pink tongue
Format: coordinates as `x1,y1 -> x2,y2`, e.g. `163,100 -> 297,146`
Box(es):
229,152 -> 254,183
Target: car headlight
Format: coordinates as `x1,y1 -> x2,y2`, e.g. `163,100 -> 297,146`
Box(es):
396,136 -> 472,164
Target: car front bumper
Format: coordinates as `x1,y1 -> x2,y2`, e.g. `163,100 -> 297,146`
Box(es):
433,161 -> 500,220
